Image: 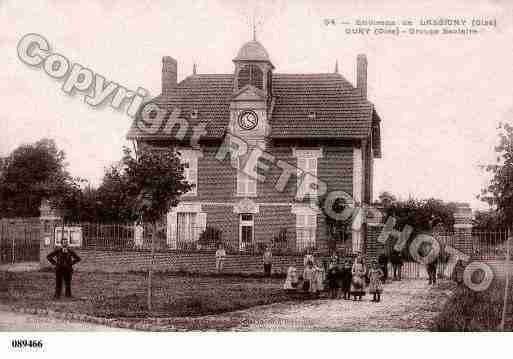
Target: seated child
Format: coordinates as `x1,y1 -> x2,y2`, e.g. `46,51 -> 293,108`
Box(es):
284,266 -> 299,291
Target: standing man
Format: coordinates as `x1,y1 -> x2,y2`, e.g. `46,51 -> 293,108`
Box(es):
390,250 -> 403,281
215,243 -> 226,273
378,250 -> 389,283
47,238 -> 81,299
263,246 -> 273,277
427,256 -> 438,285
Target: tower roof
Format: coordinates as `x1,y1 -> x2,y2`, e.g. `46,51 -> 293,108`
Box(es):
234,40 -> 272,62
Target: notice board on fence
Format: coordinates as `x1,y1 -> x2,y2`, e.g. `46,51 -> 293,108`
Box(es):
54,227 -> 82,247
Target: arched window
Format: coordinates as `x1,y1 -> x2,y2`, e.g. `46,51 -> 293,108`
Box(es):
238,64 -> 264,90
252,65 -> 263,89
238,65 -> 251,88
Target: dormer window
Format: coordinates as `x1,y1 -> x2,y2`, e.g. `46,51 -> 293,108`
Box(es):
190,109 -> 198,119
308,111 -> 316,120
238,64 -> 263,90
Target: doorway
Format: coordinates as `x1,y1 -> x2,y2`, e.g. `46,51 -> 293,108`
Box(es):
239,213 -> 254,252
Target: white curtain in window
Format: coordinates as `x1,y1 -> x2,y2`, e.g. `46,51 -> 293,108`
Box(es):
296,214 -> 316,249
177,212 -> 197,243
237,157 -> 256,196
297,157 -> 318,200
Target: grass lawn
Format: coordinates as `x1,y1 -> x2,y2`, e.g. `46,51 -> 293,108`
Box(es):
434,278 -> 513,331
0,270 -> 306,320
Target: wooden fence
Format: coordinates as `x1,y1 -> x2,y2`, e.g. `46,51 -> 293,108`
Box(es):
0,219 -> 41,264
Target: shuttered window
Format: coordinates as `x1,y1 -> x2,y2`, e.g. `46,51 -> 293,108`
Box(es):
296,151 -> 320,200
178,149 -> 202,196
177,212 -> 197,244
237,157 -> 256,197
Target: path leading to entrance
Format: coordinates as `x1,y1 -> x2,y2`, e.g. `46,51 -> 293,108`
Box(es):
197,279 -> 454,331
0,279 -> 454,331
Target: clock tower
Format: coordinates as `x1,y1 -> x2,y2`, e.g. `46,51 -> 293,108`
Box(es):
228,38 -> 274,150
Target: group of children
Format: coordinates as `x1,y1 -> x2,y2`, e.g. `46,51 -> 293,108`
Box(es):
283,253 -> 386,303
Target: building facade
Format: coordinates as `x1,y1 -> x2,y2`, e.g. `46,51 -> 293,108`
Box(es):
127,39 -> 383,255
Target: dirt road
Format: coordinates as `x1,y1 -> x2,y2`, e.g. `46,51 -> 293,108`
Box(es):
0,309 -> 129,331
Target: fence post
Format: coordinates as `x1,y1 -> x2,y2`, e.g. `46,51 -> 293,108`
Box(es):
147,222 -> 156,312
453,203 -> 473,256
365,206 -> 384,264
39,199 -> 62,268
499,229 -> 511,330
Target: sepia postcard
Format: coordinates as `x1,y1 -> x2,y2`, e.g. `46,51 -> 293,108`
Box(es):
1,0 -> 513,357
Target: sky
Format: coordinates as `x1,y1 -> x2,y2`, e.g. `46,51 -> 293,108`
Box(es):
1,0 -> 512,210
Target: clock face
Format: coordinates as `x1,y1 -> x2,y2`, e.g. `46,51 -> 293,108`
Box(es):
238,111 -> 258,130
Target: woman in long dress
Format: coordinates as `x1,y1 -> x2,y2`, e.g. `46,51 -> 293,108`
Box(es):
351,255 -> 366,301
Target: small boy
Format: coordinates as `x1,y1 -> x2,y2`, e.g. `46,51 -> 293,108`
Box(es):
215,244 -> 226,273
326,260 -> 339,299
339,258 -> 353,300
263,247 -> 273,277
302,261 -> 315,294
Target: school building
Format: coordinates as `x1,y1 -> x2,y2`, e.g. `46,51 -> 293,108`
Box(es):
126,37 -> 383,257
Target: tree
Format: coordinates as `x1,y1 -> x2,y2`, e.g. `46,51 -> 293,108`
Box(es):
382,197 -> 457,233
473,209 -> 504,230
377,191 -> 397,206
0,139 -> 80,218
479,122 -> 513,224
119,146 -> 192,311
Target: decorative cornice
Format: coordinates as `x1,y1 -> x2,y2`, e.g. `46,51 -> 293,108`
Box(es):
233,198 -> 260,214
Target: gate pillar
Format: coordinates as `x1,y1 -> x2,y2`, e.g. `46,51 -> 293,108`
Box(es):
453,203 -> 473,256
39,200 -> 62,268
365,206 -> 384,263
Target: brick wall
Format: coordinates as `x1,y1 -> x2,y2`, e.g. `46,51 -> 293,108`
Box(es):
40,248 -> 314,275
194,141 -> 354,204
365,223 -> 384,262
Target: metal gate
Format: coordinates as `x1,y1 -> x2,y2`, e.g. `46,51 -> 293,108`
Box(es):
381,229 -> 509,280
0,219 -> 41,264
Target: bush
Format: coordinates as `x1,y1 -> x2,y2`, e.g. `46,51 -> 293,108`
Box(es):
198,226 -> 222,248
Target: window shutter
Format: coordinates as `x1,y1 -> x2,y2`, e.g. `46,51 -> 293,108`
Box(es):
167,212 -> 177,249
248,177 -> 256,195
308,158 -> 317,175
307,215 -> 316,227
190,158 -> 198,194
298,157 -> 306,170
197,212 -> 207,241
297,214 -> 306,228
237,171 -> 247,195
297,157 -> 306,199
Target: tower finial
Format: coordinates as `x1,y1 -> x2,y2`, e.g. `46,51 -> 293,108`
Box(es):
253,22 -> 256,41
334,60 -> 339,74
193,62 -> 197,75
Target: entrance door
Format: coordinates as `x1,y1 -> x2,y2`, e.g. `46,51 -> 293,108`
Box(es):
239,213 -> 254,252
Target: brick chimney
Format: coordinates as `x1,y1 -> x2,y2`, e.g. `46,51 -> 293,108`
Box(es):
357,54 -> 367,98
162,56 -> 177,96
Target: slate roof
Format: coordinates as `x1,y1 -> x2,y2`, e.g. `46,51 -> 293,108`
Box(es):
126,73 -> 382,157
